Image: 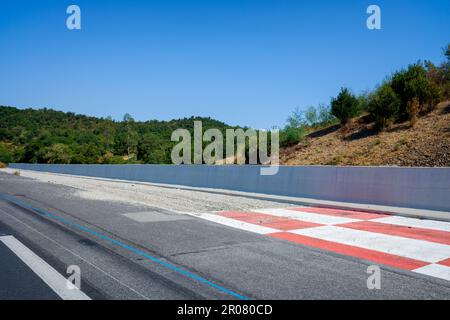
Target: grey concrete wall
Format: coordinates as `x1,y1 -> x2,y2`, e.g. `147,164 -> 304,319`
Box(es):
8,163 -> 450,212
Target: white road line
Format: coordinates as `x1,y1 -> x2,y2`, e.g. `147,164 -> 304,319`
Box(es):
253,208 -> 360,225
0,235 -> 91,300
0,207 -> 150,300
187,212 -> 279,234
291,226 -> 450,263
413,264 -> 450,282
371,216 -> 450,233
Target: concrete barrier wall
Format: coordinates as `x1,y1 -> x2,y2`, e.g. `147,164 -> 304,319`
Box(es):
8,163 -> 450,212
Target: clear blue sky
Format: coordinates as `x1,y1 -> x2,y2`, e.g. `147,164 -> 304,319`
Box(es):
0,0 -> 448,129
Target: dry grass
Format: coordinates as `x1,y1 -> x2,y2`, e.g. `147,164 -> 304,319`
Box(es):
280,101 -> 450,167
0,162 -> 6,168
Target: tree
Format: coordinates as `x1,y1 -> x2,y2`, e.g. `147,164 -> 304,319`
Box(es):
122,113 -> 134,122
0,143 -> 14,163
286,105 -> 335,129
138,133 -> 170,163
283,107 -> 309,147
391,63 -> 440,115
331,88 -> 360,125
43,143 -> 73,164
317,104 -> 337,125
368,83 -> 400,131
280,126 -> 305,147
121,113 -> 138,156
286,107 -> 306,129
406,97 -> 419,127
304,106 -> 318,126
357,92 -> 370,112
0,105 -> 237,165
426,44 -> 450,100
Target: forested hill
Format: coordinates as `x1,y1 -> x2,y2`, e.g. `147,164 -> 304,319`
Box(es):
0,106 -> 235,164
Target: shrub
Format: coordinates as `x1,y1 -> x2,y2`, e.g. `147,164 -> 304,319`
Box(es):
317,104 -> 337,125
357,92 -> 370,112
368,83 -> 400,131
286,105 -> 337,130
0,162 -> 7,168
43,143 -> 73,164
286,107 -> 306,129
304,106 -> 319,126
331,88 -> 360,125
391,63 -> 440,115
406,97 -> 420,127
102,154 -> 132,164
280,126 -> 305,147
0,143 -> 14,163
426,44 -> 450,100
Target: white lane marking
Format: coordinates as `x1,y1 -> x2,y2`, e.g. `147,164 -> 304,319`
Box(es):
413,264 -> 450,282
253,208 -> 360,225
372,216 -> 450,233
291,226 -> 450,263
0,235 -> 91,300
187,212 -> 279,234
0,207 -> 149,300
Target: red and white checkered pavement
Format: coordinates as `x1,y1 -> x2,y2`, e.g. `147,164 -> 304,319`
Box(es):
193,206 -> 450,282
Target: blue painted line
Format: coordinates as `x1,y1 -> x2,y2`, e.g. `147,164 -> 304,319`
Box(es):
1,194 -> 249,300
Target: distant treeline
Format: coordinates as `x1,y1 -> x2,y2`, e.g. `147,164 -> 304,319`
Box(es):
2,45 -> 448,165
0,107 -> 237,164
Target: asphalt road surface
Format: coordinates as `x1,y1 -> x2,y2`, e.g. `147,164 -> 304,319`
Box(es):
0,234 -> 60,300
0,169 -> 449,300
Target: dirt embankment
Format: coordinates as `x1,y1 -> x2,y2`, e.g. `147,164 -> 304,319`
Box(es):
280,101 -> 450,167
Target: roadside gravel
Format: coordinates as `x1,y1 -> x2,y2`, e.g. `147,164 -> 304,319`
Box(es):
0,168 -> 291,213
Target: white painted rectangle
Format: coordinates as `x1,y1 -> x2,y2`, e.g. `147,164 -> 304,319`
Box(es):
291,226 -> 450,263
372,216 -> 450,233
191,213 -> 279,234
414,264 -> 450,282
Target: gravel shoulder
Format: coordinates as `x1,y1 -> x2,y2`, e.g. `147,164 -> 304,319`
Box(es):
0,168 -> 291,213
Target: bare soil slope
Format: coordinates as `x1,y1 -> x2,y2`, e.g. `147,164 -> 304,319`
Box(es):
280,101 -> 450,167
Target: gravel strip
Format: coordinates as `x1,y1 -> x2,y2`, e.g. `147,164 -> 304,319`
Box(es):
0,168 -> 292,213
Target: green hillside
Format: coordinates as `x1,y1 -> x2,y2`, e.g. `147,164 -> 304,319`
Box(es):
0,106 -> 235,164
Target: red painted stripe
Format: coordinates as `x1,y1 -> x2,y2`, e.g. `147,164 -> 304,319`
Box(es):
262,220 -> 322,231
339,221 -> 450,246
219,211 -> 266,220
269,232 -> 429,270
438,258 -> 450,267
291,207 -> 389,220
219,211 -> 284,223
219,211 -> 322,231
